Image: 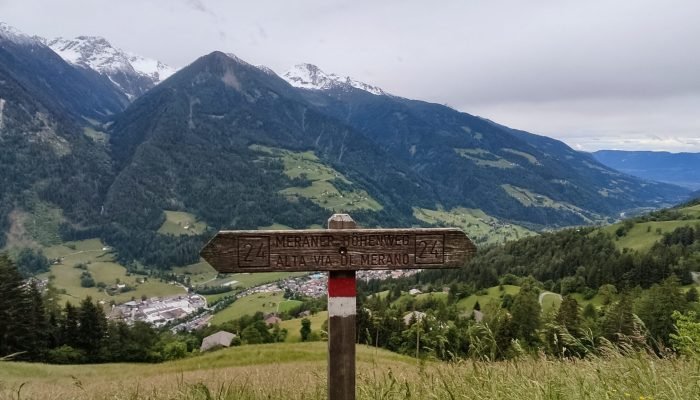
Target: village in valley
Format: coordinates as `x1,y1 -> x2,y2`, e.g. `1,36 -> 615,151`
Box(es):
104,269 -> 423,332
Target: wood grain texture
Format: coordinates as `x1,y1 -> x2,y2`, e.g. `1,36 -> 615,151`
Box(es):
327,214 -> 357,400
200,228 -> 476,273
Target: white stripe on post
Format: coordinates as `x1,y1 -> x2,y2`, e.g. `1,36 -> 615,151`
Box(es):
328,297 -> 356,318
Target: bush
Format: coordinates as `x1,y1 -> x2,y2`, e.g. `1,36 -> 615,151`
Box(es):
162,341 -> 188,360
671,311 -> 700,356
47,345 -> 86,364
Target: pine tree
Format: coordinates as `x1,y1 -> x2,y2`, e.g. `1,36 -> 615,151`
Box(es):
601,295 -> 636,341
635,276 -> 687,345
0,253 -> 34,359
26,283 -> 50,360
300,318 -> 312,342
556,296 -> 581,333
76,297 -> 107,362
61,302 -> 80,349
510,285 -> 541,346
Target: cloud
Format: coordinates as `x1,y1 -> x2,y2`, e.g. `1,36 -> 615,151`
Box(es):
185,0 -> 209,14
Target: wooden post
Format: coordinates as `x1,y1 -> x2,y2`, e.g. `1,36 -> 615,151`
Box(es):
199,214 -> 477,399
327,214 -> 357,400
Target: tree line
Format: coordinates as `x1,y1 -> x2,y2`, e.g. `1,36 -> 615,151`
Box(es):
355,276 -> 699,361
0,254 -> 193,363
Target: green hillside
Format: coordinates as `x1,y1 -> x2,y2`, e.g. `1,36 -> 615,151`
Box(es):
1,342 -> 698,399
413,207 -> 534,245
602,202 -> 700,251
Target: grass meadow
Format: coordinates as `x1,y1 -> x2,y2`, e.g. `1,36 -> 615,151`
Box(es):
455,285 -> 520,310
211,292 -> 302,324
279,311 -> 329,342
1,342 -> 699,400
157,211 -> 207,236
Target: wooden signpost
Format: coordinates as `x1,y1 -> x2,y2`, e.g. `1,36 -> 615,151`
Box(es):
200,214 -> 476,400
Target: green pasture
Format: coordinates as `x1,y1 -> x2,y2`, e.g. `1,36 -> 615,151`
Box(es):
454,148 -> 517,169
157,211 -> 207,236
502,148 -> 541,165
603,219 -> 699,251
456,285 -> 520,310
278,311 -> 329,342
173,261 -> 218,285
251,144 -> 382,212
212,292 -> 301,324
540,292 -> 563,313
413,207 -> 534,245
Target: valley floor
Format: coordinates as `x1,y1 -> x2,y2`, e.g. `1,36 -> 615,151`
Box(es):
1,342 -> 698,400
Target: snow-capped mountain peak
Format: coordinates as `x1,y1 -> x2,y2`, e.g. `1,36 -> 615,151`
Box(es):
282,63 -> 385,95
0,22 -> 38,45
48,36 -> 130,72
46,35 -> 175,100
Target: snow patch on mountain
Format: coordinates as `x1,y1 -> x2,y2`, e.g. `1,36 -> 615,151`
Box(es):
283,63 -> 385,95
128,53 -> 176,82
0,98 -> 6,131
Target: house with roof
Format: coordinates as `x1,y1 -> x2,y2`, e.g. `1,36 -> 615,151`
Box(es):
200,331 -> 236,352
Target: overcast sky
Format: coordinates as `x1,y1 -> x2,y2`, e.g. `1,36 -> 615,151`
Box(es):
2,0 -> 700,152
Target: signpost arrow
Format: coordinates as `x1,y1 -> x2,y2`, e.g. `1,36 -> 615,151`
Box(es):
200,214 -> 476,400
200,227 -> 475,273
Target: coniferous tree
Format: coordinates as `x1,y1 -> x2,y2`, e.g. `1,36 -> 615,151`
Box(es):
510,285 -> 541,346
76,297 -> 107,362
300,318 -> 312,342
61,302 -> 81,349
0,254 -> 32,359
601,295 -> 636,341
635,276 -> 687,346
26,283 -> 50,360
556,296 -> 581,333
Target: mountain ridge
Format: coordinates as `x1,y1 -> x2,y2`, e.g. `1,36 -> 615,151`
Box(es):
0,22 -> 691,268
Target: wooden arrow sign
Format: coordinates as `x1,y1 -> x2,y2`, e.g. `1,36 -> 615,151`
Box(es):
200,228 -> 476,273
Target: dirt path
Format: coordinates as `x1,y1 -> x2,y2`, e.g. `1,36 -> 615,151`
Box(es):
539,291 -> 562,305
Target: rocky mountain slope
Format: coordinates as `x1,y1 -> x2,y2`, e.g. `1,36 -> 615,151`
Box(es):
0,23 -> 127,248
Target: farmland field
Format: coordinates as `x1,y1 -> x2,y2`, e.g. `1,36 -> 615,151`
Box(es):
40,239 -> 185,304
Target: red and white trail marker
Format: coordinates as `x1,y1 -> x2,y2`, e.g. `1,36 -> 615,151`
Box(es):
200,214 -> 476,400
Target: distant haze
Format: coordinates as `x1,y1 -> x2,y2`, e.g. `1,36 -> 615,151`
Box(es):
2,0 -> 700,152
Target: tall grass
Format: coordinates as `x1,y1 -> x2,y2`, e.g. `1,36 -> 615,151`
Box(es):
1,343 -> 699,399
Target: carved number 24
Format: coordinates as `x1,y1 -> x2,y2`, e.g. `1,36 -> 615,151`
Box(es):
418,240 -> 440,258
243,243 -> 266,261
